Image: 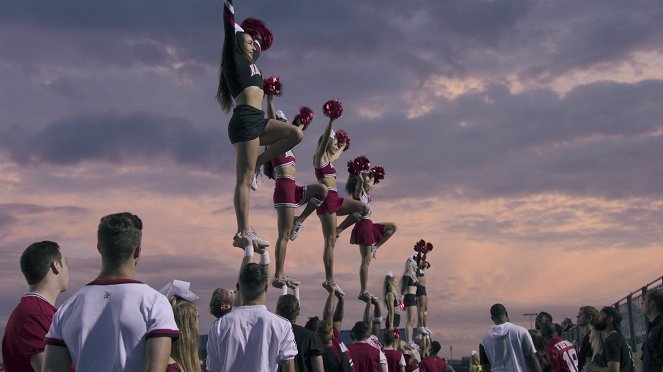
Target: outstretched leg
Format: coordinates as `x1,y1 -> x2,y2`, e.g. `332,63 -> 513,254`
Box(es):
273,206 -> 295,287
335,198 -> 369,236
290,183 -> 327,241
233,139 -> 261,248
375,222 -> 397,248
256,119 -> 303,167
318,212 -> 338,283
359,244 -> 371,295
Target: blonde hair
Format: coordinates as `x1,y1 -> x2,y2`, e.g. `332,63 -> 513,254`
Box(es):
170,297 -> 200,372
316,319 -> 334,345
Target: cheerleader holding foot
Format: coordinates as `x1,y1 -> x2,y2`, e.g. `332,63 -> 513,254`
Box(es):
262,94 -> 328,290
218,0 -> 303,252
345,156 -> 397,302
414,241 -> 433,337
402,256 -> 419,348
314,100 -> 370,295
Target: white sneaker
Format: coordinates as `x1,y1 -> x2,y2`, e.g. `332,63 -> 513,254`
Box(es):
370,244 -> 378,260
419,327 -> 430,335
289,217 -> 302,241
250,172 -> 258,191
358,291 -> 372,302
322,281 -> 346,297
284,276 -> 300,289
247,228 -> 269,248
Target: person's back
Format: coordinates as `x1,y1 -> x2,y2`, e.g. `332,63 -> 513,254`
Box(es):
347,321 -> 387,372
419,355 -> 447,372
384,348 -> 405,371
43,212 -> 179,372
2,241 -> 69,372
540,322 -> 577,372
481,322 -> 533,372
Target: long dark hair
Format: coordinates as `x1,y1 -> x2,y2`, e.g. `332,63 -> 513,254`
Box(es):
345,174 -> 361,195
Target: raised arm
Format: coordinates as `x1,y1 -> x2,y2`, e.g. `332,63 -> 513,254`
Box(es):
323,287 -> 336,323
332,292 -> 345,333
314,118 -> 335,165
43,345 -> 72,372
143,337 -> 172,372
371,297 -> 382,337
266,94 -> 276,120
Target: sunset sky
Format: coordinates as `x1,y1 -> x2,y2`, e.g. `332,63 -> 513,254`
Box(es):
1,0 -> 662,358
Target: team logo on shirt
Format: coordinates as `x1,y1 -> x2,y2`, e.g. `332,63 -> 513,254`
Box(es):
249,64 -> 260,77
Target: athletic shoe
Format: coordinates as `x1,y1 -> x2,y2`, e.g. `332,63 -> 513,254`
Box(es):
250,172 -> 258,191
357,291 -> 373,302
419,327 -> 430,336
272,276 -> 286,289
289,217 -> 302,241
232,233 -> 251,249
247,228 -> 270,248
322,281 -> 346,297
370,244 -> 379,260
284,276 -> 301,289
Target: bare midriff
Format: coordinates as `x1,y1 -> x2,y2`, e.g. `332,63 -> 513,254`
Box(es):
235,86 -> 264,110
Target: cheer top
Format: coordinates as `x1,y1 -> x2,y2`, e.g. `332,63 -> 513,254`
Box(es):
223,0 -> 263,98
315,162 -> 336,180
353,193 -> 373,219
271,150 -> 295,179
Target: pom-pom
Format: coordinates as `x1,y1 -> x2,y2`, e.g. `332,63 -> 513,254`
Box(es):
263,76 -> 281,96
293,106 -> 314,130
334,129 -> 350,151
240,18 -> 273,51
371,165 -> 385,183
425,242 -> 433,252
414,239 -> 427,253
323,99 -> 343,119
347,155 -> 371,175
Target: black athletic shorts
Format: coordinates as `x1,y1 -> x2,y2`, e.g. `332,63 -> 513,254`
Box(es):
404,293 -> 417,307
416,283 -> 427,297
228,105 -> 268,144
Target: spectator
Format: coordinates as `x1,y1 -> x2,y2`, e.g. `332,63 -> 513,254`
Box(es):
536,312 -> 553,331
383,330 -> 406,372
470,350 -> 483,372
588,306 -> 635,372
561,318 -> 574,333
480,303 -> 542,372
209,288 -> 235,319
347,321 -> 388,372
159,280 -> 201,372
276,294 -> 325,372
206,262 -> 297,371
2,241 -> 69,372
642,288 -> 663,372
541,322 -> 578,372
43,212 -> 179,371
530,329 -> 553,372
419,340 -> 448,372
576,306 -> 599,371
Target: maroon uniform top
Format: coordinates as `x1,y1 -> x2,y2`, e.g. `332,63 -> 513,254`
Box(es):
333,328 -> 354,368
419,355 -> 448,372
2,294 -> 57,372
547,336 -> 579,372
404,353 -> 419,372
348,341 -> 385,372
315,161 -> 337,180
271,150 -> 296,172
384,348 -> 406,371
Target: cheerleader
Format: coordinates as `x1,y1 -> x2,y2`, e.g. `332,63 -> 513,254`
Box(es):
401,256 -> 419,347
217,0 -> 303,251
383,273 -> 399,331
263,96 -> 328,289
345,157 -> 397,301
413,240 -> 433,337
313,105 -> 369,295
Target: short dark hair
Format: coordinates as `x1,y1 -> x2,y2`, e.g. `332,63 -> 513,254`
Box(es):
646,289 -> 663,313
536,311 -> 553,329
276,294 -> 299,321
383,330 -> 395,345
351,321 -> 370,341
430,341 -> 442,355
305,316 -> 320,332
239,263 -> 268,292
97,212 -> 142,263
20,241 -> 61,285
490,303 -> 508,317
540,321 -> 558,339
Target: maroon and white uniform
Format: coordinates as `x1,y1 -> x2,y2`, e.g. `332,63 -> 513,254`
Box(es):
419,356 -> 448,372
349,192 -> 385,246
316,162 -> 344,215
547,336 -> 579,372
2,293 -> 56,372
333,328 -> 354,368
348,340 -> 387,372
272,151 -> 306,208
384,348 -> 407,372
404,352 -> 420,372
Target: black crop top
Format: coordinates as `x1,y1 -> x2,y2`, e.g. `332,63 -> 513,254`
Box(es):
223,0 -> 263,98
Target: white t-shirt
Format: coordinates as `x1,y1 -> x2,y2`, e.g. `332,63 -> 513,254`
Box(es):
46,279 -> 179,371
206,304 -> 298,372
480,322 -> 536,372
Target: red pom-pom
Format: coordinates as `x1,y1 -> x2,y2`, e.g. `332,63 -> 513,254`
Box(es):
263,76 -> 281,95
323,99 -> 343,119
425,242 -> 433,252
347,155 -> 371,175
414,239 -> 426,253
335,129 -> 350,151
240,18 -> 273,51
293,106 -> 314,130
371,165 -> 385,183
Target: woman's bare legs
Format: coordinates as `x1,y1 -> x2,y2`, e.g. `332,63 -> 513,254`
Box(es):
375,222 -> 397,248
418,294 -> 428,328
290,184 -> 328,241
233,138 -> 260,247
318,212 -> 337,284
335,198 -> 369,236
273,206 -> 295,287
406,304 -> 417,345
257,119 -> 303,166
359,244 -> 372,295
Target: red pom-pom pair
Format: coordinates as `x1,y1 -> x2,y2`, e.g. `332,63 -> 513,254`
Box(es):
240,18 -> 273,51
263,76 -> 281,96
347,155 -> 371,176
293,107 -> 314,131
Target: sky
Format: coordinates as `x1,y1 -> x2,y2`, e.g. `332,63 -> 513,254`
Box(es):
1,0 -> 662,359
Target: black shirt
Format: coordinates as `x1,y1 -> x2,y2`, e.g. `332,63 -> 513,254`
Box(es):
321,345 -> 352,372
577,332 -> 592,371
292,324 -> 324,372
642,314 -> 663,372
597,332 -> 634,372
